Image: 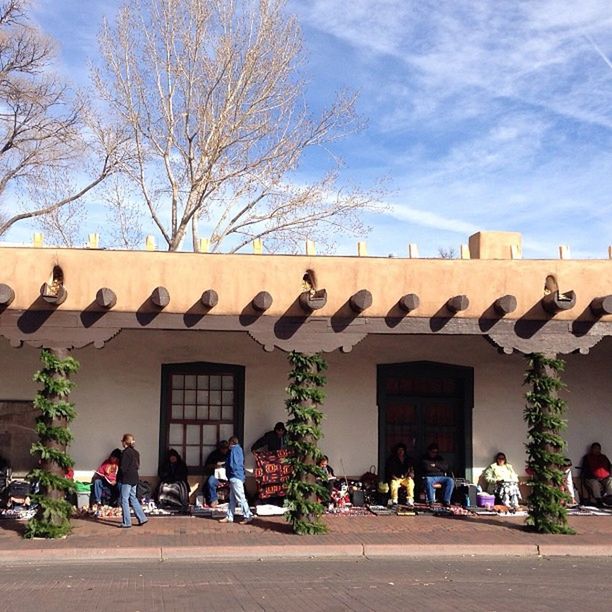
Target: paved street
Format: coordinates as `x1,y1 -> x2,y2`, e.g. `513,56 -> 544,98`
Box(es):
0,557 -> 609,611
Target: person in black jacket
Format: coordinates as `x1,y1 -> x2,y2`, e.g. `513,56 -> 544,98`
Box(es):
119,433 -> 148,528
156,449 -> 190,509
250,422 -> 287,453
420,442 -> 454,506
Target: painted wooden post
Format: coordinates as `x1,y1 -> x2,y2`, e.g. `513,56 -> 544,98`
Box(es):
408,243 -> 419,258
87,233 -> 100,249
32,232 -> 43,248
357,241 -> 367,256
145,235 -> 156,251
460,244 -> 470,259
305,240 -> 316,256
198,238 -> 209,253
253,239 -> 263,254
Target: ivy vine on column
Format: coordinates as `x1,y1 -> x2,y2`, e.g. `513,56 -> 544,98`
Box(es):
284,351 -> 328,535
524,353 -> 574,535
25,348 -> 80,539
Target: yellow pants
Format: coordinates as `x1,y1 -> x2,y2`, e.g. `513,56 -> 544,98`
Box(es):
390,477 -> 415,504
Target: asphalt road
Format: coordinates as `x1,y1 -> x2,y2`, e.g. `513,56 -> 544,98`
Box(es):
0,556 -> 609,611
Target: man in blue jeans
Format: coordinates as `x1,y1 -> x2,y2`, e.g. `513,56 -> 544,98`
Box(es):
219,436 -> 253,524
420,442 -> 454,507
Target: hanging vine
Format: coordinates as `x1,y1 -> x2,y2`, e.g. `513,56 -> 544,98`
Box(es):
284,351 -> 328,535
25,348 -> 80,539
524,353 -> 574,535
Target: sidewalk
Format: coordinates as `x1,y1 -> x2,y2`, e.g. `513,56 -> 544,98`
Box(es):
1,512 -> 611,563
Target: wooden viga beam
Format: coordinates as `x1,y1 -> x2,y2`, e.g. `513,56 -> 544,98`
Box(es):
252,291 -> 273,312
0,283 -> 15,307
95,288 -> 117,309
590,295 -> 612,317
542,290 -> 576,314
200,289 -> 219,309
446,295 -> 469,314
349,289 -> 373,314
299,289 -> 328,313
398,293 -> 420,313
493,294 -> 518,316
151,286 -> 171,309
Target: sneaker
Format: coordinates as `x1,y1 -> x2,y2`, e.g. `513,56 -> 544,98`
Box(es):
218,517 -> 232,523
210,501 -> 219,508
242,516 -> 253,524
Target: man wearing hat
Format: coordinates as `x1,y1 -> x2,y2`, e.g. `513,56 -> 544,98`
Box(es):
203,440 -> 230,507
250,422 -> 287,453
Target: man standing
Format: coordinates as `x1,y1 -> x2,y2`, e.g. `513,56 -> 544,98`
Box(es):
219,436 -> 253,524
420,442 -> 454,507
250,422 -> 287,453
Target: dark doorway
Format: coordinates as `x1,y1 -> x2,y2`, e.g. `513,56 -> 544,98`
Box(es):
377,362 -> 473,480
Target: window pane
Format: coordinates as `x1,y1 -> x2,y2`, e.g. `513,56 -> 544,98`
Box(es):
171,389 -> 183,404
186,424 -> 200,444
209,405 -> 221,421
196,405 -> 209,420
210,375 -> 222,390
221,405 -> 233,420
169,424 -> 183,445
185,446 -> 200,467
220,424 -> 233,441
172,375 -> 184,389
171,405 -> 183,419
197,390 -> 209,404
184,405 -> 196,420
185,375 -> 196,389
197,375 -> 209,390
222,390 -> 234,405
222,376 -> 234,390
202,425 -> 217,445
184,390 -> 196,404
210,390 -> 221,405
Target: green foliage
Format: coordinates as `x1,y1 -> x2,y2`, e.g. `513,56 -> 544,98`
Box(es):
285,351 -> 328,535
523,353 -> 574,535
26,349 -> 80,540
24,496 -> 73,539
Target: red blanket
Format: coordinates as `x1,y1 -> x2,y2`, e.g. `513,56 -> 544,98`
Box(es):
253,449 -> 292,499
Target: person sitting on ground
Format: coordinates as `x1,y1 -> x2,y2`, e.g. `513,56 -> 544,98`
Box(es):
157,448 -> 190,508
580,442 -> 612,505
420,442 -> 454,507
91,448 -> 122,509
250,421 -> 287,453
386,443 -> 415,506
316,455 -> 336,500
482,451 -> 522,509
203,440 -> 230,507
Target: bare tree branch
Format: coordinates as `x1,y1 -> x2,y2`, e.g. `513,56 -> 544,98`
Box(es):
95,0 -> 382,252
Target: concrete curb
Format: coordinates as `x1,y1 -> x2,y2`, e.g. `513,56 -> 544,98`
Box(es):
161,544 -> 364,560
0,543 -> 609,564
363,544 -> 539,557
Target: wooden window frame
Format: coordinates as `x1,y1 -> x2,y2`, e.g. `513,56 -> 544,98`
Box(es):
159,362 -> 245,475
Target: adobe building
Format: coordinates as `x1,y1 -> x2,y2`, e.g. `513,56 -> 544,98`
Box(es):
0,231 -> 611,490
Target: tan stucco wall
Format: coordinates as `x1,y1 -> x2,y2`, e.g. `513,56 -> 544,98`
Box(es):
1,332 -> 610,483
1,246 -> 610,320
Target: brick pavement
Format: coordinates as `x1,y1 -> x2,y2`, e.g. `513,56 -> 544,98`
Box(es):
0,512 -> 611,562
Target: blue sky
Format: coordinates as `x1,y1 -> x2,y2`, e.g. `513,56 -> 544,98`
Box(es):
7,0 -> 612,258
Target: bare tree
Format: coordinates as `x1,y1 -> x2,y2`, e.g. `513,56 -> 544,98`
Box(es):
95,0 -> 381,252
0,0 -> 124,239
438,246 -> 457,259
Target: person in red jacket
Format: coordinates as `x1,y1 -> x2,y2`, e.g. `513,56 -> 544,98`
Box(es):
581,442 -> 612,505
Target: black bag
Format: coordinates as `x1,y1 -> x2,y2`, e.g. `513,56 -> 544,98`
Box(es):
157,481 -> 189,509
9,480 -> 32,500
351,489 -> 365,507
136,480 -> 152,501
